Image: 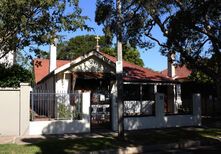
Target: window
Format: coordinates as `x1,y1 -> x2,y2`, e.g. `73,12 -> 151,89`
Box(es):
123,84 -> 155,116
123,84 -> 140,101
142,85 -> 154,101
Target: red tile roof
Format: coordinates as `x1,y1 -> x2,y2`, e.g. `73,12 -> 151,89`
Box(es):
98,51 -> 171,81
33,51 -> 171,84
161,66 -> 192,79
33,59 -> 70,83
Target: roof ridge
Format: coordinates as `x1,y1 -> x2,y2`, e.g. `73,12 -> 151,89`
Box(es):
98,51 -> 166,76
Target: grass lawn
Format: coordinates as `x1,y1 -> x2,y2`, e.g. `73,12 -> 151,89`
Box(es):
0,137 -> 122,154
0,127 -> 220,154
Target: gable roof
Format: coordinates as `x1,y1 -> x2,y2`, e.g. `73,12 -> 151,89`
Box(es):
161,66 -> 192,80
98,51 -> 171,82
33,59 -> 70,83
33,50 -> 172,84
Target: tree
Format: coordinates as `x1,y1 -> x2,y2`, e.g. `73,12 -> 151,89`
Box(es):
0,63 -> 33,87
122,45 -> 144,66
95,0 -> 221,103
0,0 -> 90,59
189,71 -> 214,84
57,35 -> 144,66
57,35 -> 109,59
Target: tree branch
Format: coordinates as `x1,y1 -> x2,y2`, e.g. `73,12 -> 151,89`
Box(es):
174,0 -> 185,10
195,38 -> 209,56
144,33 -> 168,48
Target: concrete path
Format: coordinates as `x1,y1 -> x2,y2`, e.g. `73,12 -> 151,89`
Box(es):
0,131 -> 118,145
0,136 -> 16,144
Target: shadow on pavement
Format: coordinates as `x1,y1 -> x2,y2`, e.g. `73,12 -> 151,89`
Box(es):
18,116 -> 221,153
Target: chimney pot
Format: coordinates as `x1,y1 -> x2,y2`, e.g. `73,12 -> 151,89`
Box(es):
168,53 -> 175,78
49,38 -> 57,72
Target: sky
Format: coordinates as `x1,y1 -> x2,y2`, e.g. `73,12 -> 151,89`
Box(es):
45,0 -> 167,72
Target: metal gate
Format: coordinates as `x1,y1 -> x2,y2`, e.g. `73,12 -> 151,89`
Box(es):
90,92 -> 111,129
30,91 -> 82,121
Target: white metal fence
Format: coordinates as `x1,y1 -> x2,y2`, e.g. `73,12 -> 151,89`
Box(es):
30,91 -> 82,121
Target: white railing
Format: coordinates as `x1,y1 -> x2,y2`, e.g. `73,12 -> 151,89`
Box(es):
30,91 -> 82,121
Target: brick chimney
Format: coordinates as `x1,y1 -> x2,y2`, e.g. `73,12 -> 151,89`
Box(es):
167,53 -> 176,78
49,38 -> 58,72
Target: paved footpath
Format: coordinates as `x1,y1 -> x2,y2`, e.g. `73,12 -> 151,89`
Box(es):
0,132 -> 115,145
0,136 -> 16,144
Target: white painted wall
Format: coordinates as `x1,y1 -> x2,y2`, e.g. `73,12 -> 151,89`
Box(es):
124,115 -> 201,130
29,119 -> 90,135
0,83 -> 30,136
55,73 -> 71,93
124,93 -> 201,130
0,89 -> 20,135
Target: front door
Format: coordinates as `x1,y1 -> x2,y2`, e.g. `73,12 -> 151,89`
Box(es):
90,92 -> 111,130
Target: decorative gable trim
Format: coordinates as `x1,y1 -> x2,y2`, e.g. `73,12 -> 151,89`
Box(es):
54,50 -> 115,75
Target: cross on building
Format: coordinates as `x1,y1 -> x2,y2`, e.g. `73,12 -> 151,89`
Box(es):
95,35 -> 100,52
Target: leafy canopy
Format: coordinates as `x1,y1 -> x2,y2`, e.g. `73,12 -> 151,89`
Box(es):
0,64 -> 33,87
57,35 -> 144,66
95,0 -> 221,80
57,35 -> 109,60
0,0 -> 90,59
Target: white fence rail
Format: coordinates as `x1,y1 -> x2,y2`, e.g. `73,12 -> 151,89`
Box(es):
30,91 -> 82,121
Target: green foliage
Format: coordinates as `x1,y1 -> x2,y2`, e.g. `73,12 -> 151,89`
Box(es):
57,35 -> 109,60
0,64 -> 33,87
58,35 -> 144,66
189,71 -> 214,84
57,103 -> 72,120
122,46 -> 144,67
0,0 -> 90,59
95,0 -> 221,99
95,0 -> 154,49
34,49 -> 49,59
102,45 -> 144,67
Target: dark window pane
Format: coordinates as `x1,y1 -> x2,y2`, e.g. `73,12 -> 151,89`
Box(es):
142,85 -> 154,100
123,84 -> 140,101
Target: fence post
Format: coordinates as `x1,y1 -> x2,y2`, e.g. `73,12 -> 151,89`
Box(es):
193,93 -> 201,126
82,92 -> 91,132
19,83 -> 31,136
155,93 -> 165,118
155,93 -> 165,127
31,91 -> 34,121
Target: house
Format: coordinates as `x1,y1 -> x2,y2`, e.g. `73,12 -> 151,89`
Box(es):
161,64 -> 220,115
31,43 -> 201,134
